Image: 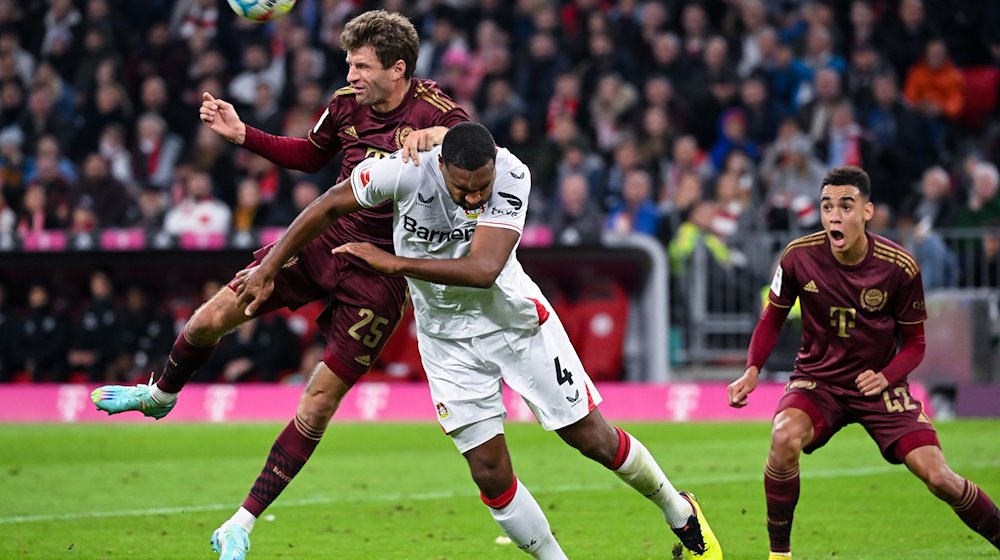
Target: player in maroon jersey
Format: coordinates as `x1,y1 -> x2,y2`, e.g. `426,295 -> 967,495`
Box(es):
90,10 -> 469,560
727,166 -> 1000,559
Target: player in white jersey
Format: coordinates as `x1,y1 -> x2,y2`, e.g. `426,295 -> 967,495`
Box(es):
233,123 -> 722,560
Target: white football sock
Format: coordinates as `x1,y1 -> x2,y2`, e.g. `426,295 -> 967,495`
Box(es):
486,480 -> 568,559
613,432 -> 693,528
148,383 -> 177,406
226,506 -> 257,534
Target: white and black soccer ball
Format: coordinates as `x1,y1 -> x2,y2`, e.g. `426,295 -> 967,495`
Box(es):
226,0 -> 297,23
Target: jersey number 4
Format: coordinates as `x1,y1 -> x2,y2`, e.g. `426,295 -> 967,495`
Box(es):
554,357 -> 574,385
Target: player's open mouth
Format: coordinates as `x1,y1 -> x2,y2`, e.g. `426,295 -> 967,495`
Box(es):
829,230 -> 845,247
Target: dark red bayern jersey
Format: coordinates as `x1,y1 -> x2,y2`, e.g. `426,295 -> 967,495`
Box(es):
768,231 -> 928,390
308,79 -> 469,247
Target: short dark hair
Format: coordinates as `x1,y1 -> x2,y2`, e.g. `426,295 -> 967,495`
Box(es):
441,122 -> 496,171
822,165 -> 871,199
340,10 -> 419,80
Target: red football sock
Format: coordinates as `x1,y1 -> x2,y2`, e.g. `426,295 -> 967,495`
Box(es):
156,330 -> 218,393
242,416 -> 324,516
952,479 -> 1000,549
764,462 -> 800,553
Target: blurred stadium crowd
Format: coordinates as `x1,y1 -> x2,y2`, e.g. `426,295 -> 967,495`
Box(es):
0,0 -> 999,383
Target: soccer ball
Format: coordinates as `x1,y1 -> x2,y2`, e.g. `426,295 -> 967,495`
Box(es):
226,0 -> 297,23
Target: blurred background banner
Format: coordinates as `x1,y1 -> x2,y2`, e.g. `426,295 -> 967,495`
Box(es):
0,381 -> 932,423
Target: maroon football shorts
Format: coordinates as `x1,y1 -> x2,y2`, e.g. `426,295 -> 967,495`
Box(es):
775,378 -> 939,464
228,234 -> 408,385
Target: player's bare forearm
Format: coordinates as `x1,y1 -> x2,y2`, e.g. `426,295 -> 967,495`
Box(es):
335,226 -> 519,288
259,179 -> 359,274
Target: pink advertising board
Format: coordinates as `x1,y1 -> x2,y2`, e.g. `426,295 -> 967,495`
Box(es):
0,382 -> 931,424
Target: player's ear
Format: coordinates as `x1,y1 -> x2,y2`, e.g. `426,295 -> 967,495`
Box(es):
863,200 -> 875,222
391,59 -> 406,78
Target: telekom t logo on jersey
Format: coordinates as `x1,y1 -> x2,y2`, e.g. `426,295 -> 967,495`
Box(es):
829,307 -> 857,338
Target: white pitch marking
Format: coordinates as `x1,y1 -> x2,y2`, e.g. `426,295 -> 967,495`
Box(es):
1,460 -> 997,525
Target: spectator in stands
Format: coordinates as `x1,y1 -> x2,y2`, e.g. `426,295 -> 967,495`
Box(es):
68,268 -> 122,382
97,124 -> 134,187
514,31 -> 568,125
133,112 -> 183,191
602,138 -> 645,210
866,72 -> 934,204
0,79 -> 24,131
883,0 -> 937,80
117,284 -> 174,383
27,152 -> 72,226
78,83 -> 133,158
904,38 -> 965,163
644,32 -> 692,95
231,177 -> 272,233
900,166 -> 957,230
799,25 -> 847,77
555,136 -> 604,201
895,214 -> 959,291
18,85 -> 73,156
605,169 -> 660,236
163,170 -> 231,236
661,135 -> 711,208
766,40 -> 811,112
796,67 -> 843,141
636,105 -> 675,176
140,75 -> 192,141
19,282 -> 69,382
28,134 -> 77,186
847,0 -> 880,55
760,121 -> 824,231
203,316 -> 298,383
0,276 -> 19,381
479,78 -> 525,146
690,73 -> 740,151
588,72 -> 639,155
70,153 -> 130,228
956,162 -> 1000,228
710,108 -> 760,172
846,42 -> 884,117
546,72 -> 584,135
641,75 -> 687,138
668,199 -> 732,277
736,0 -> 769,79
16,182 -> 62,233
128,185 -> 166,231
551,172 -> 604,246
711,170 -> 755,241
0,125 -> 26,211
739,73 -> 783,146
967,224 -> 1000,288
815,100 -> 869,171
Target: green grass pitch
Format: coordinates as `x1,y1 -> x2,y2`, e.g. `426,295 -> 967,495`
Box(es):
1,420 -> 998,559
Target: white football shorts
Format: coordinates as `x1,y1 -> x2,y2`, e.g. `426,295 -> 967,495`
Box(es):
418,312 -> 603,436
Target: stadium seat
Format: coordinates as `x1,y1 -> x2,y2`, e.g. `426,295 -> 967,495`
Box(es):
570,280 -> 630,381
958,66 -> 1000,130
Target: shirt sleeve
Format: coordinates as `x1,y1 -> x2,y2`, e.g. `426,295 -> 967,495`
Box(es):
350,153 -> 409,208
767,251 -> 799,309
894,269 -> 928,325
478,160 -> 530,234
306,94 -> 348,154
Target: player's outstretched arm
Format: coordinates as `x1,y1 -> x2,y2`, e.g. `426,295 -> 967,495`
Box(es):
335,225 -> 519,288
235,179 -> 363,315
199,92 -> 247,145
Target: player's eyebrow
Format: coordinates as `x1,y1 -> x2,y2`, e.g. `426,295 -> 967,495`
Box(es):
821,194 -> 857,202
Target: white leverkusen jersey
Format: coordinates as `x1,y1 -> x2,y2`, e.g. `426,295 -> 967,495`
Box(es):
350,146 -> 547,339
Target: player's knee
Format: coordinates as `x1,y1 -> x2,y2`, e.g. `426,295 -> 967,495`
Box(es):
297,388 -> 343,426
188,298 -> 239,341
770,425 -> 804,457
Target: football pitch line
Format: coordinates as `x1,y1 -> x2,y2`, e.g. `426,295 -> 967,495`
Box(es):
3,460 -> 998,525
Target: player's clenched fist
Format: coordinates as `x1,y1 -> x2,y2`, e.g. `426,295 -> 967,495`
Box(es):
728,365 -> 759,408
855,369 -> 889,397
199,91 -> 247,145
